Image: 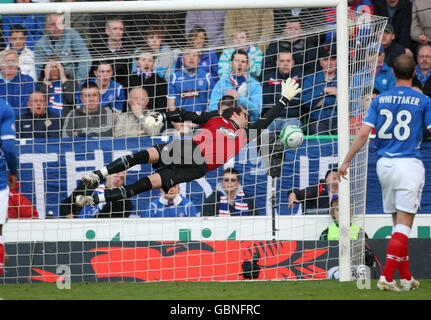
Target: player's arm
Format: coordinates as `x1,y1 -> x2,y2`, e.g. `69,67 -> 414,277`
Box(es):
143,108 -> 219,131
247,78 -> 301,136
1,105 -> 19,189
338,124 -> 373,180
165,109 -> 220,124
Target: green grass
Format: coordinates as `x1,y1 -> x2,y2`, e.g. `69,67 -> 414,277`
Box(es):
1,279 -> 430,300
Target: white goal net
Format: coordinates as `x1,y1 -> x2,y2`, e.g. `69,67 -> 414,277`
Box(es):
0,1 -> 387,283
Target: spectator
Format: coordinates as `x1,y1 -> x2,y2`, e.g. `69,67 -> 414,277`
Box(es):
128,50 -> 167,112
412,44 -> 431,97
89,16 -> 133,88
77,172 -> 133,218
410,0 -> 431,51
382,23 -> 411,68
168,48 -> 214,134
76,60 -> 125,114
264,18 -> 318,76
185,10 -> 226,48
134,185 -> 197,218
349,86 -> 377,135
373,44 -> 397,94
115,87 -> 163,137
218,29 -> 263,80
62,81 -> 114,138
34,13 -> 92,82
351,43 -> 396,113
1,0 -> 44,50
324,0 -> 374,45
223,9 -> 274,53
274,8 -> 326,34
209,50 -> 262,122
59,0 -> 92,47
3,24 -> 36,80
319,197 -> 367,240
8,182 -> 38,219
302,45 -> 338,135
262,50 -> 303,131
288,166 -> 339,215
216,95 -> 238,115
37,56 -> 77,118
0,49 -> 35,117
374,0 -> 412,50
131,26 -> 178,82
202,167 -> 256,216
89,9 -> 148,50
175,26 -> 219,81
16,91 -> 61,139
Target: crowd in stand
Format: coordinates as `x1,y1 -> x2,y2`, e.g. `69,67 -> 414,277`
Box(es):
0,0 -> 430,218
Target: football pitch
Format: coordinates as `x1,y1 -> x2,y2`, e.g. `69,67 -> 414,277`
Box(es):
1,279 -> 430,300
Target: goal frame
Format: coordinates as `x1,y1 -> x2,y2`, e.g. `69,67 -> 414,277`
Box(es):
0,0 -> 352,281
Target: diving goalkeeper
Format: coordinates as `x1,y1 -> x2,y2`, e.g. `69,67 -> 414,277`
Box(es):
75,78 -> 301,207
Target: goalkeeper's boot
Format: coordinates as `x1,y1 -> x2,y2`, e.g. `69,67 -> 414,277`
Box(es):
400,277 -> 420,291
81,171 -> 101,186
377,275 -> 401,292
75,195 -> 95,207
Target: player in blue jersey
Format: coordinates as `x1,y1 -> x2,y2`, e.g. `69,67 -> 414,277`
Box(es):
0,98 -> 18,275
339,54 -> 431,291
167,47 -> 213,113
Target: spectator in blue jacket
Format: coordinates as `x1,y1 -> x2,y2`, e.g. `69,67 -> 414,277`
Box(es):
34,13 -> 92,82
168,47 -> 214,134
350,42 -> 396,115
175,26 -> 219,82
209,50 -> 262,121
262,50 -> 303,132
0,49 -> 35,116
76,60 -> 125,113
1,0 -> 44,50
302,45 -> 338,135
16,91 -> 60,139
135,185 -> 198,218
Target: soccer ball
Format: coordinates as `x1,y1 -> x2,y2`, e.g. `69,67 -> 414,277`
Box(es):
279,125 -> 304,149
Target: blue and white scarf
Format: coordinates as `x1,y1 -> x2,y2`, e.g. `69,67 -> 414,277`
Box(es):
47,80 -> 63,116
217,183 -> 249,216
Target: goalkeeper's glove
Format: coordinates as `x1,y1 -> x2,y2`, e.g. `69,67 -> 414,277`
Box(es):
281,78 -> 302,101
143,112 -> 165,134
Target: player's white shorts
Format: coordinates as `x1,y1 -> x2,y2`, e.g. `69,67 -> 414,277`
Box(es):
376,157 -> 424,214
0,187 -> 9,225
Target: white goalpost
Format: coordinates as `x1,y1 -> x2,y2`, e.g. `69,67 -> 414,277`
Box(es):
0,0 -> 387,284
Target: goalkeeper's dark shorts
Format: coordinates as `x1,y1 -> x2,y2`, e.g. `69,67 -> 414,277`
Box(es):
153,139 -> 208,192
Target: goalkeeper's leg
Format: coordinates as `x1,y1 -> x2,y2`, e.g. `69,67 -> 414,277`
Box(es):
82,147 -> 160,186
77,162 -> 208,207
77,172 -> 162,206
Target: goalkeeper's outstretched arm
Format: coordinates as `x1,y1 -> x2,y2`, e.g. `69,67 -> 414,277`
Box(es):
143,109 -> 220,132
248,78 -> 301,136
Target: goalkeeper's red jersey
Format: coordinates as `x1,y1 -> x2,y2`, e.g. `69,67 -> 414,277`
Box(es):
165,97 -> 288,172
192,116 -> 249,171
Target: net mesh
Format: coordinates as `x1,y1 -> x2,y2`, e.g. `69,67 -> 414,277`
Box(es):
0,5 -> 387,283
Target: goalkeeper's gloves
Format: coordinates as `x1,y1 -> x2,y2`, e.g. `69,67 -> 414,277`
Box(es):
143,112 -> 165,134
280,78 -> 302,103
